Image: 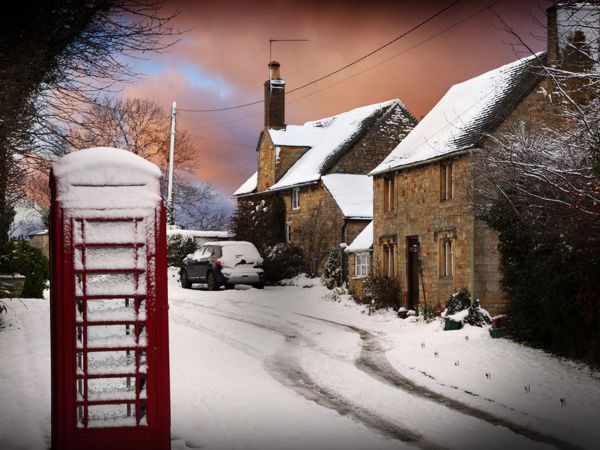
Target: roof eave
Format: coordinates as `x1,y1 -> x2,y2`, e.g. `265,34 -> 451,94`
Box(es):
370,147 -> 473,176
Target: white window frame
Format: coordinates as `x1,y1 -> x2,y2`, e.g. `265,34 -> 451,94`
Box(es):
441,238 -> 454,277
286,223 -> 292,243
441,162 -> 453,201
292,188 -> 300,210
354,252 -> 370,278
383,244 -> 394,278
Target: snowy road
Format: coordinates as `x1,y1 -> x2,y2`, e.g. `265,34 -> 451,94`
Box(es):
167,274 -> 592,450
2,271 -> 600,450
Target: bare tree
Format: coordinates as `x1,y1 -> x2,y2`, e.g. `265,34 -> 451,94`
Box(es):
66,97 -> 196,172
0,1 -> 179,242
169,175 -> 231,231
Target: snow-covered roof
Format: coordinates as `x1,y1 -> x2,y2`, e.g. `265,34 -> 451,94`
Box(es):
233,171 -> 257,196
370,54 -> 545,175
52,147 -> 162,209
270,99 -> 401,190
321,174 -> 373,219
268,125 -> 326,147
346,221 -> 373,253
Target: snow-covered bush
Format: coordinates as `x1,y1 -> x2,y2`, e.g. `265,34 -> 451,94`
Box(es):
443,289 -> 491,329
321,248 -> 341,289
445,288 -> 472,315
167,234 -> 197,267
354,275 -> 401,315
0,240 -> 48,298
263,243 -> 307,283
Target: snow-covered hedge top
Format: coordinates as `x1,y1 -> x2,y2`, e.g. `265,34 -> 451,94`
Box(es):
269,99 -> 399,190
321,174 -> 372,219
370,53 -> 544,175
233,171 -> 257,196
345,221 -> 373,253
53,147 -> 162,209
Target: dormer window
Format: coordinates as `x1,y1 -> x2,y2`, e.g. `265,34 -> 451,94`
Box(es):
292,188 -> 300,210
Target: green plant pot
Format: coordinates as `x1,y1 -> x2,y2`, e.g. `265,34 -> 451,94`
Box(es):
489,328 -> 505,339
444,318 -> 463,331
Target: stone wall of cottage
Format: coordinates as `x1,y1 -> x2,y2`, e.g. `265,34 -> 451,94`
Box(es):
275,146 -> 310,181
372,156 -> 488,312
257,133 -> 275,192
282,182 -> 344,276
370,77 -> 562,315
330,104 -> 417,174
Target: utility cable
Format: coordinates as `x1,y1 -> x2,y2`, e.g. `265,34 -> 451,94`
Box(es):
178,0 -> 459,113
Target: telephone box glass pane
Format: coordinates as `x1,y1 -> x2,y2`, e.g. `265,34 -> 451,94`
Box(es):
75,221 -> 140,244
79,273 -> 146,296
87,351 -> 138,375
86,298 -> 137,322
87,404 -> 136,428
75,247 -> 141,270
87,325 -> 136,348
88,377 -> 136,401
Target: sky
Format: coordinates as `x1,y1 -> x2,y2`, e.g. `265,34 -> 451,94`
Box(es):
122,0 -> 555,195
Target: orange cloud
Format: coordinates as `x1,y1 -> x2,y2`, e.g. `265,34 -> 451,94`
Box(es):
123,0 -> 553,194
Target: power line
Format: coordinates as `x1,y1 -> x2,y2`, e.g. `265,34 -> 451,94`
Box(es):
188,0 -> 498,131
178,0 -> 459,113
286,0 -> 503,108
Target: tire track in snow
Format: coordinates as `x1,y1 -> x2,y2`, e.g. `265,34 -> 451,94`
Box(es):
294,313 -> 581,450
170,303 -> 440,449
197,299 -> 581,450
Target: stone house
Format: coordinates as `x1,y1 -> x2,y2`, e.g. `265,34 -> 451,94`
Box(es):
345,221 -> 372,296
368,3 -> 599,315
233,61 -> 416,275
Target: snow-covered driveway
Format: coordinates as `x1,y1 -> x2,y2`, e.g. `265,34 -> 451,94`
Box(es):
2,271 -> 600,450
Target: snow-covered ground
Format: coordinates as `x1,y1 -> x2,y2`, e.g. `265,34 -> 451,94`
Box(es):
1,271 -> 599,450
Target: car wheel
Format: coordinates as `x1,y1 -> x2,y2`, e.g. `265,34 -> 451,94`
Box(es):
252,281 -> 264,289
225,283 -> 234,290
207,271 -> 219,291
180,270 -> 192,289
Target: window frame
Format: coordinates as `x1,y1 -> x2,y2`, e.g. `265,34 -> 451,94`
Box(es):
383,243 -> 395,278
285,222 -> 292,243
440,161 -> 453,201
383,176 -> 395,212
292,187 -> 300,210
439,238 -> 455,277
354,252 -> 370,278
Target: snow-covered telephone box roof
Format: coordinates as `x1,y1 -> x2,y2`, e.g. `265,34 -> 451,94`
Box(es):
52,147 -> 162,209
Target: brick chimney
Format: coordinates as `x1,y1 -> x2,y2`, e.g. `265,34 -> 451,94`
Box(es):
547,3 -> 600,70
264,61 -> 285,130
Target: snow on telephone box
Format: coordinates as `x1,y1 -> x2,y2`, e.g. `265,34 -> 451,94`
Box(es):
50,147 -> 171,450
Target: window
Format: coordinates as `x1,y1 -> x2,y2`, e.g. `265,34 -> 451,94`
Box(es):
383,176 -> 395,211
286,223 -> 292,243
355,252 -> 370,278
292,188 -> 300,210
383,244 -> 395,277
440,161 -> 453,201
439,238 -> 454,277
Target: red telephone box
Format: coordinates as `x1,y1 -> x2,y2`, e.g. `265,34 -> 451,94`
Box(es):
50,147 -> 171,450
